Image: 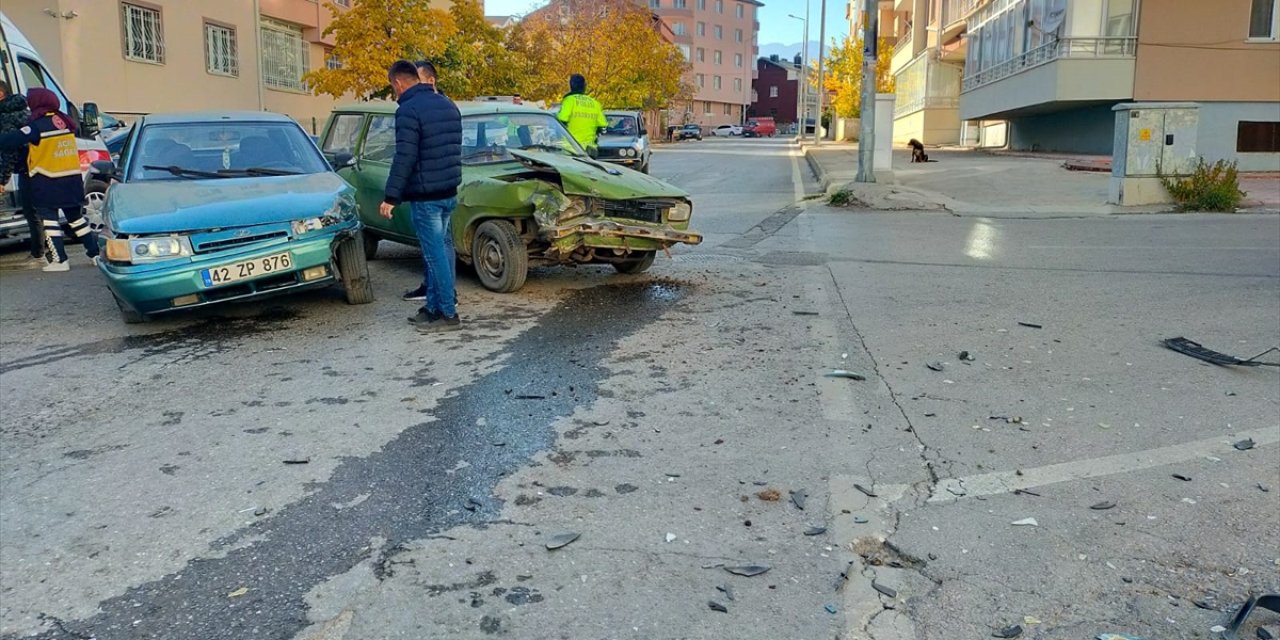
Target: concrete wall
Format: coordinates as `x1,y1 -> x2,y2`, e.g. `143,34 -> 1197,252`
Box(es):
1197,102 -> 1280,172
893,107 -> 962,145
960,57 -> 1135,120
1008,103 -> 1117,154
1134,0 -> 1280,103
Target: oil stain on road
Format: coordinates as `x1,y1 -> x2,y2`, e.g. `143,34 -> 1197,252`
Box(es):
10,281 -> 690,640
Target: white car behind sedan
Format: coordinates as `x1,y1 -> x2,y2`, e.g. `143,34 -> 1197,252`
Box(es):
711,124 -> 742,137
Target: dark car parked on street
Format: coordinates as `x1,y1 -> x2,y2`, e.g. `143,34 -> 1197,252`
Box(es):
676,124 -> 702,141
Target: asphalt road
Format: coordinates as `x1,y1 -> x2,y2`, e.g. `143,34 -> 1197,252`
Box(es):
0,138 -> 1277,640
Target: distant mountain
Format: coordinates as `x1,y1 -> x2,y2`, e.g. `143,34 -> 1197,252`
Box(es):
757,41 -> 834,63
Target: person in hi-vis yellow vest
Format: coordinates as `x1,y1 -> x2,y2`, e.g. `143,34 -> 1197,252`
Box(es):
556,74 -> 607,153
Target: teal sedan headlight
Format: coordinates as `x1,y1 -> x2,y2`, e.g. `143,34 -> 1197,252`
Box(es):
106,236 -> 193,263
293,194 -> 356,235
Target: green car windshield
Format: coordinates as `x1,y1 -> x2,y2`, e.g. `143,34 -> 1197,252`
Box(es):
462,113 -> 586,165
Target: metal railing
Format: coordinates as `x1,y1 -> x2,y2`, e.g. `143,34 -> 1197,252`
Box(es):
893,30 -> 914,57
894,96 -> 960,116
961,37 -> 1136,92
943,0 -> 985,27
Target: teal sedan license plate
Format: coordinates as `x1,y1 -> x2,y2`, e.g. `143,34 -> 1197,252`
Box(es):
201,252 -> 293,287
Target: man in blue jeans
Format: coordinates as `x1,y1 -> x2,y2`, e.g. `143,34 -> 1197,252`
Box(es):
380,60 -> 463,331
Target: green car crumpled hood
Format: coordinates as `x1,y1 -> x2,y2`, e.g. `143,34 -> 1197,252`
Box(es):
506,149 -> 686,200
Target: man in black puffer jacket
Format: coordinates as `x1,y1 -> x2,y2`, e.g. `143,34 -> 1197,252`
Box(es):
380,60 -> 463,332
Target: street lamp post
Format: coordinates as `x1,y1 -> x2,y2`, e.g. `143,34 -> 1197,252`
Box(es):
787,6 -> 809,139
814,0 -> 827,145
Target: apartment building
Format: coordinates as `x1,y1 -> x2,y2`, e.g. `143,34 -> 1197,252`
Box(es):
649,0 -> 762,128
874,0 -> 1280,170
748,55 -> 801,124
2,0 -> 456,132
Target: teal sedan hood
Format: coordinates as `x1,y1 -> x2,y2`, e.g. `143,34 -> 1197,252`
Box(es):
107,173 -> 351,235
508,149 -> 686,200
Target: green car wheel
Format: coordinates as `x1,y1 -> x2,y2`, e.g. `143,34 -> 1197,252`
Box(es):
613,251 -> 655,274
472,219 -> 528,293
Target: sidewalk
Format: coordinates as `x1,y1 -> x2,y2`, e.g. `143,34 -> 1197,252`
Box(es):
804,144 -> 1280,215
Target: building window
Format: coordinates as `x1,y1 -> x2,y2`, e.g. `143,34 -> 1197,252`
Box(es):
696,73 -> 705,87
333,0 -> 351,6
735,53 -> 743,67
715,25 -> 723,39
261,19 -> 309,92
716,0 -> 724,13
650,0 -> 660,8
734,77 -> 743,91
698,0 -> 706,9
704,101 -> 713,115
121,3 -> 165,64
769,85 -> 778,98
203,22 -> 237,76
697,21 -> 706,36
714,50 -> 722,64
736,4 -> 745,18
724,103 -> 732,115
751,89 -> 758,102
674,0 -> 687,7
326,51 -> 343,70
735,28 -> 744,42
679,44 -> 691,60
696,47 -> 705,62
673,22 -> 687,35
1249,0 -> 1278,39
1238,121 -> 1280,152
713,75 -> 722,89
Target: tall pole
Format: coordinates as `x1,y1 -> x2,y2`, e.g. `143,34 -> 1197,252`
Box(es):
855,0 -> 877,182
787,14 -> 805,136
813,0 -> 827,144
801,2 -> 809,139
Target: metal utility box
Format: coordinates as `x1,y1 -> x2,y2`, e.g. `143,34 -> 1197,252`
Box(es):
1109,103 -> 1200,206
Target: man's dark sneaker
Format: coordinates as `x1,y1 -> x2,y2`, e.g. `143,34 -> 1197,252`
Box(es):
402,285 -> 427,302
415,315 -> 462,333
407,309 -> 440,326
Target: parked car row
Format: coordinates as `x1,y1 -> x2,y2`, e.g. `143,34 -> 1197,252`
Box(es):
86,102 -> 703,323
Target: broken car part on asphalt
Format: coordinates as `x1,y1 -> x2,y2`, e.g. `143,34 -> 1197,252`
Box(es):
1161,337 -> 1280,368
544,532 -> 580,550
1222,593 -> 1280,640
723,564 -> 771,577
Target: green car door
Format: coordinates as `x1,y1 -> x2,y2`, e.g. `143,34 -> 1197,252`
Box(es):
352,114 -> 418,242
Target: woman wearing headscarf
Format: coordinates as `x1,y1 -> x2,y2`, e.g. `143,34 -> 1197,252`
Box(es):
0,87 -> 98,271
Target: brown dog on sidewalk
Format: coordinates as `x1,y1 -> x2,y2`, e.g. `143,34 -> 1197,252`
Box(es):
908,138 -> 929,163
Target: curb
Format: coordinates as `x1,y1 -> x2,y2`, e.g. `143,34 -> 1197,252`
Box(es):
803,147 -> 832,192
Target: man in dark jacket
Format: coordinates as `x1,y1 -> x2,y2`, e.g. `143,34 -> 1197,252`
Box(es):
380,60 -> 463,331
0,81 -> 44,261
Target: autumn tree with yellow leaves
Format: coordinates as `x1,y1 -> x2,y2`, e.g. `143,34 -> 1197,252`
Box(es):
815,34 -> 895,118
305,0 -> 456,99
508,0 -> 689,110
434,0 -> 521,99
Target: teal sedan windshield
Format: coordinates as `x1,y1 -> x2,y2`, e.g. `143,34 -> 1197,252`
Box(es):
128,121 -> 331,181
462,113 -> 586,165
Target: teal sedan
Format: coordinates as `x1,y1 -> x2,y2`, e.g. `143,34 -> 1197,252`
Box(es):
95,112 -> 373,323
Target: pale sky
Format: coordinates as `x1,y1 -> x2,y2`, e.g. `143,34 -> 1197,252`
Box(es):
480,0 -> 850,46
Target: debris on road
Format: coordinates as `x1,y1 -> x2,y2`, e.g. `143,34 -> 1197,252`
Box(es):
756,488 -> 781,502
1023,616 -> 1041,625
1017,322 -> 1043,329
1161,337 -> 1279,368
1222,593 -> 1280,639
254,507 -> 269,517
282,456 -> 310,464
993,624 -> 1023,638
1095,634 -> 1150,640
791,489 -> 808,510
665,533 -> 677,543
792,310 -> 820,316
724,564 -> 771,577
825,370 -> 867,380
545,532 -> 580,550
708,601 -> 728,613
959,351 -> 975,361
1011,518 -> 1039,527
464,498 -> 483,512
853,516 -> 869,524
1172,474 -> 1192,482
872,580 -> 897,598
804,525 -> 827,536
227,587 -> 249,598
854,483 -> 878,498
1234,438 -> 1256,451
825,604 -> 838,614
716,584 -> 735,601
1258,626 -> 1276,640
1090,501 -> 1117,511
926,361 -> 945,372
514,394 -> 546,400
1260,483 -> 1272,493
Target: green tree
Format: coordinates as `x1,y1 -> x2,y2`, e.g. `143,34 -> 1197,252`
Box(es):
435,0 -> 520,99
304,0 -> 456,99
813,34 -> 895,118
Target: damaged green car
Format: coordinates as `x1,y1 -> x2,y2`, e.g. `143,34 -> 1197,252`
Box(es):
319,102 -> 702,292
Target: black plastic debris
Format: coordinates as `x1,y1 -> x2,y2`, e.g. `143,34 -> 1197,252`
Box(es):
716,584 -> 735,601
545,532 -> 580,550
1017,322 -> 1042,329
825,370 -> 867,380
1194,599 -> 1215,611
791,490 -> 808,511
724,564 -> 770,577
1223,593 -> 1280,640
926,362 -> 945,372
854,483 -> 878,498
708,601 -> 728,613
1258,627 -> 1275,640
282,457 -> 310,464
515,394 -> 546,400
792,310 -> 820,316
872,580 -> 897,598
464,498 -> 483,512
1162,337 -> 1279,368
959,351 -> 975,361
1091,501 -> 1117,511
1234,438 -> 1256,451
1172,473 -> 1192,482
993,624 -> 1023,638
1260,483 -> 1272,493
804,525 -> 827,536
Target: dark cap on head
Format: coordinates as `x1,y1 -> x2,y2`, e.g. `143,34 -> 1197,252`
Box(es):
569,74 -> 586,93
